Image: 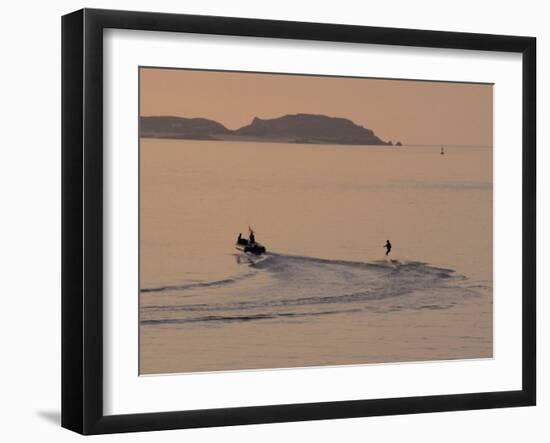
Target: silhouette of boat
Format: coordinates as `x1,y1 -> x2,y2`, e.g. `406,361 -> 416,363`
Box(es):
440,145 -> 445,155
236,235 -> 266,255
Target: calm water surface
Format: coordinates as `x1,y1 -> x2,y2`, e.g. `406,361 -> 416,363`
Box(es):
140,139 -> 492,374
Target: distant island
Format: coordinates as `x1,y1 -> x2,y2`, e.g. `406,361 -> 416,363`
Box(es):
140,113 -> 402,147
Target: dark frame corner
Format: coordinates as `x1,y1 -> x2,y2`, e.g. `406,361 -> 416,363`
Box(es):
62,8 -> 536,435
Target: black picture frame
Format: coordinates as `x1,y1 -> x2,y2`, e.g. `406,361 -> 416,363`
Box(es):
62,8 -> 536,435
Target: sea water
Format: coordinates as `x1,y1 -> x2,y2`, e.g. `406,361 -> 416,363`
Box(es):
139,139 -> 492,374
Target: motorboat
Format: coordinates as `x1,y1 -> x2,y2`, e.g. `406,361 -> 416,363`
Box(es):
236,233 -> 266,255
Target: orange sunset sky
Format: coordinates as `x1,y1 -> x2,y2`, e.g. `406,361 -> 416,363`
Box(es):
140,67 -> 493,147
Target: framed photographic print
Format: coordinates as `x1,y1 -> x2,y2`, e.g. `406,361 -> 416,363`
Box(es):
61,8 -> 536,435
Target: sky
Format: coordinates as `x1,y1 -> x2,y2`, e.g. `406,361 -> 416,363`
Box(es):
140,67 -> 493,147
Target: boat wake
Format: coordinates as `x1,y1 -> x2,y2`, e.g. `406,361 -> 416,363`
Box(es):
140,252 -> 488,327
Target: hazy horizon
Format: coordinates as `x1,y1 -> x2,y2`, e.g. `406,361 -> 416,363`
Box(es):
140,67 -> 493,147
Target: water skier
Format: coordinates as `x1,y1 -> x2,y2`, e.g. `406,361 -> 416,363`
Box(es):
384,239 -> 392,256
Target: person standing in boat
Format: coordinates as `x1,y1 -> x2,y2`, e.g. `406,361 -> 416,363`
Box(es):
248,227 -> 256,246
384,239 -> 392,256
